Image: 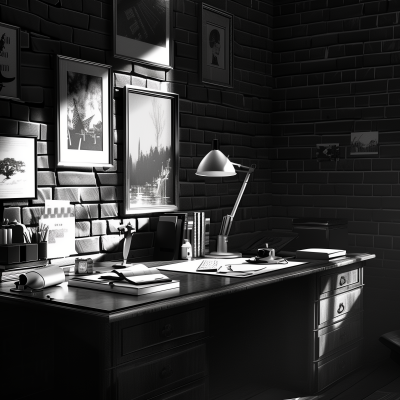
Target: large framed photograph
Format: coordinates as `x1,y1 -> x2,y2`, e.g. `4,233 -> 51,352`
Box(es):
350,131 -> 379,156
56,56 -> 113,168
114,0 -> 173,69
0,135 -> 37,200
124,85 -> 179,215
0,22 -> 20,100
201,4 -> 233,88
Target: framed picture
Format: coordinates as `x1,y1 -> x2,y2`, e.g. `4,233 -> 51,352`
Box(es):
350,131 -> 379,156
56,55 -> 113,168
123,85 -> 179,215
0,135 -> 37,200
113,0 -> 173,69
316,143 -> 340,162
201,4 -> 233,88
0,22 -> 20,100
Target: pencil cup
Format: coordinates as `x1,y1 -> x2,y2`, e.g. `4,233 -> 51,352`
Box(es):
38,242 -> 47,260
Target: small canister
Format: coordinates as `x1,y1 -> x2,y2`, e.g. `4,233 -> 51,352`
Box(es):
74,257 -> 94,274
181,239 -> 192,261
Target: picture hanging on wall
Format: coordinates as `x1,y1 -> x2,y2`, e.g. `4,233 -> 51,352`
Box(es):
123,85 -> 179,215
0,22 -> 20,101
0,135 -> 37,200
56,55 -> 113,168
201,3 -> 233,88
350,131 -> 379,156
316,143 -> 340,162
113,0 -> 173,69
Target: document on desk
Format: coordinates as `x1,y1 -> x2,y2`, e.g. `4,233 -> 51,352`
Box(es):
157,258 -> 307,278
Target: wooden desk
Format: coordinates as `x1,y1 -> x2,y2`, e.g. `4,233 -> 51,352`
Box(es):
0,254 -> 374,400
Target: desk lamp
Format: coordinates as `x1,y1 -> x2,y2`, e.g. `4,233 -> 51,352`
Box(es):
196,139 -> 256,258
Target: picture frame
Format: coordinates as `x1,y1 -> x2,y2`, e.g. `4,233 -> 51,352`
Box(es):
113,0 -> 173,69
0,135 -> 37,200
123,85 -> 179,215
56,55 -> 113,168
316,143 -> 340,162
0,22 -> 20,101
350,131 -> 379,157
201,3 -> 233,88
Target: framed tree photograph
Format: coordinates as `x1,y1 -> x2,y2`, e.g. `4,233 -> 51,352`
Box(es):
56,56 -> 113,168
0,22 -> 20,100
201,4 -> 233,88
113,0 -> 173,69
0,135 -> 37,200
350,131 -> 379,157
123,85 -> 179,215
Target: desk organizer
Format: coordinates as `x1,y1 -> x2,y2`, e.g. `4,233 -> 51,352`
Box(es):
0,242 -> 47,265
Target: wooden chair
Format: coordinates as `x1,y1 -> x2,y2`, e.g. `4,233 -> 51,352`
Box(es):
380,330 -> 400,364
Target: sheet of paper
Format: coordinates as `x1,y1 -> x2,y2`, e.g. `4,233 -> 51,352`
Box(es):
157,258 -> 307,278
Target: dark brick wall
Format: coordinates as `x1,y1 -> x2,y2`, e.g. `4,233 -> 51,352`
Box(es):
272,0 -> 400,362
0,0 -> 272,261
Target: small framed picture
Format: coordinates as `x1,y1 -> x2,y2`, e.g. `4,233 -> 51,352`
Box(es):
201,3 -> 233,88
316,143 -> 340,162
350,131 -> 379,156
123,85 -> 179,215
0,22 -> 20,100
0,135 -> 37,200
113,0 -> 173,69
56,55 -> 113,168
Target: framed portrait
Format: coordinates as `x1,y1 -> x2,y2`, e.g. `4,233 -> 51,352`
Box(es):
113,0 -> 173,69
201,4 -> 233,88
123,85 -> 179,215
316,143 -> 340,162
0,22 -> 20,100
56,55 -> 113,168
0,135 -> 37,200
350,131 -> 379,156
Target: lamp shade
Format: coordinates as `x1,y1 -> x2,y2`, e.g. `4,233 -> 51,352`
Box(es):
196,140 -> 236,177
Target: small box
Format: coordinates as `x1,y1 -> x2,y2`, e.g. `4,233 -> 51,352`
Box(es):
74,258 -> 94,274
20,244 -> 38,262
38,242 -> 47,260
0,245 -> 20,264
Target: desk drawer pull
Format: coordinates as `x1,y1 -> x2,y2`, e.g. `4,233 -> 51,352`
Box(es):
160,323 -> 173,338
339,276 -> 346,286
160,365 -> 173,379
337,303 -> 345,314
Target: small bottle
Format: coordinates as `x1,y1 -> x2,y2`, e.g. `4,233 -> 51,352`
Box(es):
181,239 -> 192,261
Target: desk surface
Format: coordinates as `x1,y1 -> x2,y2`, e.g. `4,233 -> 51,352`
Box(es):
0,253 -> 374,322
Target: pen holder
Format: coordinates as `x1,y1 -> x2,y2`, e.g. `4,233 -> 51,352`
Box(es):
38,242 -> 47,260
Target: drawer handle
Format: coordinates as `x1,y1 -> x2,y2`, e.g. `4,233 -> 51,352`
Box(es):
160,365 -> 173,379
339,276 -> 346,286
160,323 -> 173,338
337,303 -> 345,314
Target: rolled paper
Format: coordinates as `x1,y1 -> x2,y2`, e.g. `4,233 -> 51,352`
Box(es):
7,228 -> 12,244
19,265 -> 65,290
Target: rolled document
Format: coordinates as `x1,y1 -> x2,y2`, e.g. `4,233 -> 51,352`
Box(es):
19,265 -> 65,290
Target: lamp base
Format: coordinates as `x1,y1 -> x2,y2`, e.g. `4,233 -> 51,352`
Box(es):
204,251 -> 242,259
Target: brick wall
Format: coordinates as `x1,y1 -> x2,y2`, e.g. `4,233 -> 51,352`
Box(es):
272,0 -> 400,361
0,1 -> 272,262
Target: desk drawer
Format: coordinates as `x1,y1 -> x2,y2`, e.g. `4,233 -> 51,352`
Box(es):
318,287 -> 362,326
150,379 -> 207,400
316,342 -> 362,392
316,314 -> 362,359
117,307 -> 206,362
116,343 -> 206,400
320,268 -> 360,296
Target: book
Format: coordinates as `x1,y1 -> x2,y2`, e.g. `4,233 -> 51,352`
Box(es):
68,264 -> 179,296
165,212 -> 188,259
204,218 -> 210,255
295,248 -> 346,260
154,217 -> 178,261
200,212 -> 205,256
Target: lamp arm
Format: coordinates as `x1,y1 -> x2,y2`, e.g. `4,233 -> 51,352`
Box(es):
219,164 -> 256,236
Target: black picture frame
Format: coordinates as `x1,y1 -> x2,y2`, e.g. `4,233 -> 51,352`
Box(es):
123,85 -> 179,215
56,55 -> 113,168
0,135 -> 37,200
0,22 -> 20,101
113,0 -> 173,70
201,3 -> 233,88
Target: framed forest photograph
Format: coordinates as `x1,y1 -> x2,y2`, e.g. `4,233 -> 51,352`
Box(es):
201,4 -> 233,88
123,85 -> 179,215
0,22 -> 20,100
113,0 -> 173,69
56,55 -> 113,168
0,135 -> 37,200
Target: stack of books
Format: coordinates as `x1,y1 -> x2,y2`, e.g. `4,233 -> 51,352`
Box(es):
186,212 -> 210,258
